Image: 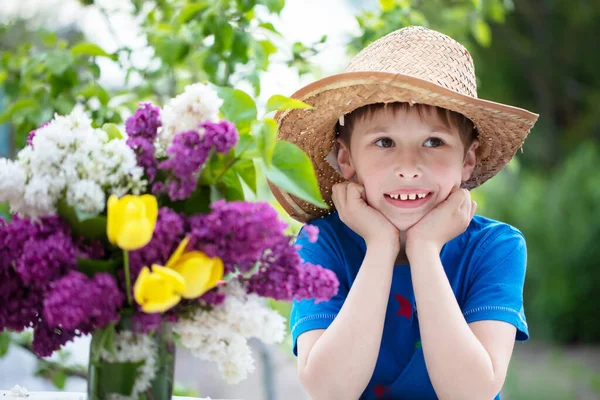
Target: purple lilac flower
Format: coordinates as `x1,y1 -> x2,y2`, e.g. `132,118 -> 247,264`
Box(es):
198,288 -> 226,306
301,225 -> 320,243
0,216 -> 73,332
200,120 -> 239,154
125,103 -> 161,182
128,207 -> 185,282
187,200 -> 288,274
125,102 -> 161,141
43,271 -> 124,331
1,215 -> 77,289
16,233 -> 77,289
33,320 -> 79,358
132,311 -> 162,334
0,265 -> 43,331
27,121 -> 51,147
155,130 -> 211,201
75,238 -> 106,260
244,237 -> 339,303
128,137 -> 158,182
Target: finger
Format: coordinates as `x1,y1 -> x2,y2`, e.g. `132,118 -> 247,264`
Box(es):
450,188 -> 469,209
470,200 -> 478,219
347,183 -> 366,205
331,183 -> 346,208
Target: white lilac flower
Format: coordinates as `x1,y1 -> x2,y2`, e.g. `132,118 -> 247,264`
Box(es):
158,82 -> 223,148
0,109 -> 147,218
0,158 -> 26,205
101,330 -> 157,400
174,281 -> 286,384
66,180 -> 106,214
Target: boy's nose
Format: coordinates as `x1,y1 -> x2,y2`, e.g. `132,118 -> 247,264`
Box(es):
398,172 -> 420,179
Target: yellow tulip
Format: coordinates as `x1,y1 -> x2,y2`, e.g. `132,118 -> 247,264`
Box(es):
133,265 -> 186,313
107,194 -> 158,250
166,237 -> 225,299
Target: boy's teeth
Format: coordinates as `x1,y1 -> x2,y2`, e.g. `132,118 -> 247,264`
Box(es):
388,193 -> 428,200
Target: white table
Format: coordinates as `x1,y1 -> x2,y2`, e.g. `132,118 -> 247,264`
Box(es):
0,386 -> 218,399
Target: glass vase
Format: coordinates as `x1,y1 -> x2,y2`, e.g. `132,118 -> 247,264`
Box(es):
87,316 -> 175,400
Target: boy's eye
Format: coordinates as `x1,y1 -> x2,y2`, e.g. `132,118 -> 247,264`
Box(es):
375,138 -> 394,148
424,137 -> 444,148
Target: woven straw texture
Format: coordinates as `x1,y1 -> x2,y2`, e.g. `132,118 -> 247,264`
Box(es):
270,26 -> 539,223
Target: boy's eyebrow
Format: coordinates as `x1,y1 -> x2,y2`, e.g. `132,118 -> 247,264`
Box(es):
361,125 -> 390,135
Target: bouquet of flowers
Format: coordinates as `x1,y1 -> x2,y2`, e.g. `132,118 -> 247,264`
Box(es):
0,82 -> 339,399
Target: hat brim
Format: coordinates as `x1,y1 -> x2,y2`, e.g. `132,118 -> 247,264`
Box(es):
269,71 -> 539,223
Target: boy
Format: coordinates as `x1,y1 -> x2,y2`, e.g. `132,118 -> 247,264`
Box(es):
269,27 -> 538,399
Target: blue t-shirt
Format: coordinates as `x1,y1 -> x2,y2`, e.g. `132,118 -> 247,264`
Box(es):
290,212 -> 529,400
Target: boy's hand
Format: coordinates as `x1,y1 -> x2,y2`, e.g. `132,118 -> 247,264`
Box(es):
332,182 -> 400,252
405,187 -> 477,257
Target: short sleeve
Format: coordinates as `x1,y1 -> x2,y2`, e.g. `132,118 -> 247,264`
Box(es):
290,221 -> 349,356
462,227 -> 530,341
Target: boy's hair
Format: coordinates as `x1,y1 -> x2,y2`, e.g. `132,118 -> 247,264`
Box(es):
336,102 -> 477,151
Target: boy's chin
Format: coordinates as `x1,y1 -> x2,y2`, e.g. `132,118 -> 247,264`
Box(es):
384,212 -> 425,232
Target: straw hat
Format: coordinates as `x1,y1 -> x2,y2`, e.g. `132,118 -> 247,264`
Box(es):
269,26 -> 539,223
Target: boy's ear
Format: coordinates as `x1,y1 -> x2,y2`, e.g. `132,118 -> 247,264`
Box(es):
336,139 -> 356,181
461,138 -> 479,182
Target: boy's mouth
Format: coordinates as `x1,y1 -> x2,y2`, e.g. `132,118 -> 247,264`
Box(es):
383,191 -> 432,208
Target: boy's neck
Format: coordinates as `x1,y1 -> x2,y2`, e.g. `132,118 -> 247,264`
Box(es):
394,231 -> 409,266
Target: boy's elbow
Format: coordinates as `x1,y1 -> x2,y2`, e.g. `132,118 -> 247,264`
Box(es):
299,366 -> 359,400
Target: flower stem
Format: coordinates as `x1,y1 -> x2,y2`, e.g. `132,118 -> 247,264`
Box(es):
215,140 -> 253,182
124,250 -> 133,306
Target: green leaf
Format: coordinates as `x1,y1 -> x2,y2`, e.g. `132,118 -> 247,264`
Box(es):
233,159 -> 257,194
236,0 -> 256,12
0,331 -> 10,357
251,39 -> 277,70
102,123 -> 123,140
104,323 -> 116,358
57,199 -> 107,240
258,22 -> 281,35
251,118 -> 278,167
52,370 -> 67,390
97,360 -> 144,396
221,169 -> 245,201
90,325 -> 112,364
77,258 -> 119,277
472,19 -> 492,47
263,141 -> 327,208
155,37 -> 191,66
39,30 -> 57,47
210,185 -> 225,203
0,98 -> 39,124
176,2 -> 209,24
265,94 -> 313,114
183,185 -> 211,215
203,51 -> 221,81
214,20 -> 234,53
216,86 -> 257,134
78,83 -> 110,105
257,0 -> 285,14
379,0 -> 395,12
71,42 -> 114,59
231,29 -> 250,64
46,50 -> 74,75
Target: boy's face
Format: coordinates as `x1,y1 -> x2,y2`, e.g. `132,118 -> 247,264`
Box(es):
337,106 -> 479,231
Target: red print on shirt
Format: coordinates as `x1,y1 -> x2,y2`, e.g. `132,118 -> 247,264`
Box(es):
394,294 -> 413,320
373,384 -> 391,399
